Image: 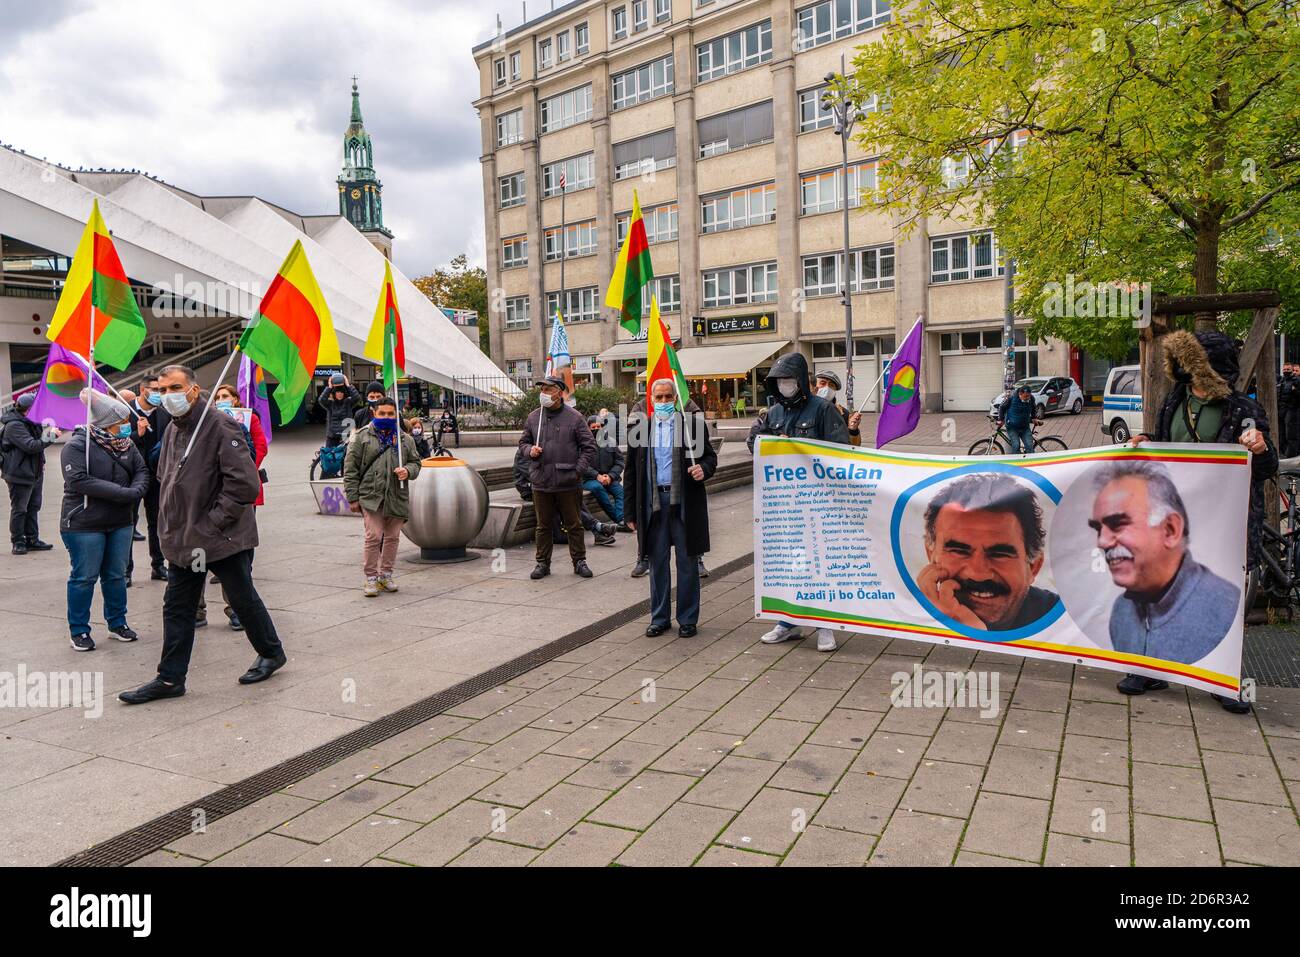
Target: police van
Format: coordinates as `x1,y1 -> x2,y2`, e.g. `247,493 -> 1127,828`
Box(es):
1101,365 -> 1143,443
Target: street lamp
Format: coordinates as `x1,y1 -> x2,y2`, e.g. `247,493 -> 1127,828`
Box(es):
822,54 -> 864,408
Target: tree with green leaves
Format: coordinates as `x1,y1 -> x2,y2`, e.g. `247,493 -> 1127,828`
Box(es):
413,254 -> 490,354
852,0 -> 1300,357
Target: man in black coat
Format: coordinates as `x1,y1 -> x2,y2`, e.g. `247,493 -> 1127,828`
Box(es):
1,393 -> 56,554
1124,330 -> 1276,715
747,351 -> 850,651
129,377 -> 171,580
583,414 -> 626,525
625,378 -> 717,637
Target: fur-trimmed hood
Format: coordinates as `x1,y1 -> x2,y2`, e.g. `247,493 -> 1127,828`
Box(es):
1162,330 -> 1233,401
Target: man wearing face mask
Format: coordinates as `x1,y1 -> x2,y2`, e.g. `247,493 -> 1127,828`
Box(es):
351,380 -> 388,435
119,364 -> 286,704
519,376 -> 597,580
133,376 -> 171,581
747,352 -> 851,651
317,373 -> 359,448
812,371 -> 861,447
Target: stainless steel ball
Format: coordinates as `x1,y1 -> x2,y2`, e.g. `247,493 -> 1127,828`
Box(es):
402,457 -> 489,551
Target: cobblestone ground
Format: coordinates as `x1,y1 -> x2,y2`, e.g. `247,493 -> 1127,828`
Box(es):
132,565 -> 1300,868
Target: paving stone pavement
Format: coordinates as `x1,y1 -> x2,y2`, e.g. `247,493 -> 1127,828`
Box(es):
130,564 -> 1300,868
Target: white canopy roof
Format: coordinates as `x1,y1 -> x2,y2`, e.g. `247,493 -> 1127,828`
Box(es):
638,339 -> 788,379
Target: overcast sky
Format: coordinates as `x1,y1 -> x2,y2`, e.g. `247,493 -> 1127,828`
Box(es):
0,0 -> 513,277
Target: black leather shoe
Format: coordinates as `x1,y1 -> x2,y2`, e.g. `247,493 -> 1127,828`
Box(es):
119,678 -> 185,704
132,529 -> 146,542
574,560 -> 594,578
225,608 -> 244,631
238,652 -> 287,685
1212,693 -> 1252,715
646,623 -> 668,636
530,563 -> 551,580
25,539 -> 53,551
678,624 -> 698,638
630,559 -> 649,578
151,567 -> 168,581
11,542 -> 27,555
1117,673 -> 1169,695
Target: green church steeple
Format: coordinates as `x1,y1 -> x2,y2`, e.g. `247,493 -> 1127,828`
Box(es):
338,77 -> 392,256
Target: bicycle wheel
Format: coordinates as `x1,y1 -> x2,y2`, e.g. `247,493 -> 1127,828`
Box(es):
1034,436 -> 1068,452
309,455 -> 320,481
968,437 -> 1004,455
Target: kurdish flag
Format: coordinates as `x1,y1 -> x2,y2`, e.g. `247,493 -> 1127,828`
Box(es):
364,260 -> 405,390
645,297 -> 688,417
237,240 -> 339,421
46,199 -> 147,371
28,343 -> 113,430
604,190 -> 654,336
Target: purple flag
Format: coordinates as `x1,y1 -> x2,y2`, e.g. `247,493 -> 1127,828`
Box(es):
27,343 -> 112,430
238,353 -> 273,443
875,317 -> 923,448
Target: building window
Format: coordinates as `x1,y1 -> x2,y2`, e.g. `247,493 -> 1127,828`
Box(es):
930,232 -> 1003,283
546,287 -> 600,323
498,171 -> 526,208
702,262 -> 778,308
633,0 -> 649,31
506,358 -> 532,377
696,21 -> 773,82
655,0 -> 671,22
641,275 -> 681,313
557,31 -> 571,62
612,6 -> 628,39
697,100 -> 773,158
798,87 -> 835,132
612,54 -> 674,110
543,221 -> 598,261
576,21 -> 590,53
538,38 -> 553,70
542,154 -> 595,196
501,236 -> 528,269
539,84 -> 593,134
510,52 -> 521,82
801,245 -> 895,297
616,203 -> 679,244
795,0 -> 892,51
700,182 -> 776,233
494,58 -> 506,87
495,110 -> 523,147
799,161 -> 878,215
504,298 -> 531,330
612,129 -> 677,180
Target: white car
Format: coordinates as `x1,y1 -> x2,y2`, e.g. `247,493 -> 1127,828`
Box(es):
1100,364 -> 1143,443
987,376 -> 1085,418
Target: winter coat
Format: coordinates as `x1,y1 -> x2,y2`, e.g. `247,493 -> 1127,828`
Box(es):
998,393 -> 1036,429
1,408 -> 52,486
517,404 -> 596,493
746,352 -> 850,451
625,408 -> 717,558
156,396 -> 262,566
1145,330 -> 1278,564
343,424 -> 424,519
319,385 -> 360,436
513,446 -> 534,500
583,440 -> 624,484
59,429 -> 149,533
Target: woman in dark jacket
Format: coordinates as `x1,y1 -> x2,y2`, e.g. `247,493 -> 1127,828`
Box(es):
60,391 -> 150,651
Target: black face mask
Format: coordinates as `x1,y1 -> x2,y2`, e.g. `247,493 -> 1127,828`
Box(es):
1171,362 -> 1193,384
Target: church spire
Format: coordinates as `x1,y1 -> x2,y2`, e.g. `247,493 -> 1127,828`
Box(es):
337,77 -> 393,258
350,75 -> 364,125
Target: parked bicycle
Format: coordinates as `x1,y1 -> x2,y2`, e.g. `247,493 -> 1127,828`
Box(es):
1246,460 -> 1300,617
967,415 -> 1069,456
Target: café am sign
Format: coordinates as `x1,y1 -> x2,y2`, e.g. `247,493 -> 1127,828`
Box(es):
692,313 -> 777,337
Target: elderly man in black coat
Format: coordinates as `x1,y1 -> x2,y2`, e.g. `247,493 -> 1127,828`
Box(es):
625,378 -> 717,637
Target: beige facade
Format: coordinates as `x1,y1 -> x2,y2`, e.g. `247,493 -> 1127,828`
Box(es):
472,0 -> 1070,413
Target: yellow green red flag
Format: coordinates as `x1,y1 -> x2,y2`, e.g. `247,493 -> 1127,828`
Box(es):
364,260 -> 405,390
236,240 -> 339,420
46,198 -> 147,371
604,190 -> 654,336
645,297 -> 688,417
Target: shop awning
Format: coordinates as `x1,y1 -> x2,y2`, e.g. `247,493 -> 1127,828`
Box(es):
639,338 -> 788,380
596,340 -> 653,362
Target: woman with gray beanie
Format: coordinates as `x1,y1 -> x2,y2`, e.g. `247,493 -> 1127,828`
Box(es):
60,390 -> 150,652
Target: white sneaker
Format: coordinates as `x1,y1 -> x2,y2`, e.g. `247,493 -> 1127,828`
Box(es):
760,623 -> 803,644
364,577 -> 379,597
815,628 -> 838,652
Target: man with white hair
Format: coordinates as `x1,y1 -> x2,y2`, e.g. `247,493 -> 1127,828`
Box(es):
1089,459 -> 1239,672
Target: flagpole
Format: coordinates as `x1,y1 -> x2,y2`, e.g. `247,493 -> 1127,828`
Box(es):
180,345 -> 241,466
64,347 -> 130,406
857,312 -> 923,414
84,304 -> 95,509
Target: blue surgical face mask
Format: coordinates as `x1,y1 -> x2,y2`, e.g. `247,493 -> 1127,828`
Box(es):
216,400 -> 233,411
653,401 -> 675,420
146,393 -> 162,407
117,423 -> 133,437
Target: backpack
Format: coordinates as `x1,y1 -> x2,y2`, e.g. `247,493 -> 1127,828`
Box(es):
318,443 -> 346,479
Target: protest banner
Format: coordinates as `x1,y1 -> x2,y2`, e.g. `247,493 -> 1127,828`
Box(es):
754,436 -> 1251,695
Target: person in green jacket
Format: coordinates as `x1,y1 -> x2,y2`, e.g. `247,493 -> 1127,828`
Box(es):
343,396 -> 423,596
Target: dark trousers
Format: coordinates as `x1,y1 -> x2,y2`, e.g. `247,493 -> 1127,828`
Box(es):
552,505 -> 598,543
1285,408 -> 1300,458
158,549 -> 282,684
533,488 -> 585,565
646,488 -> 700,628
6,480 -> 41,544
127,482 -> 164,575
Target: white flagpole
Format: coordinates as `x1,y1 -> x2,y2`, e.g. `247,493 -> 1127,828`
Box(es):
83,305 -> 95,509
180,345 -> 241,466
857,312 -> 923,414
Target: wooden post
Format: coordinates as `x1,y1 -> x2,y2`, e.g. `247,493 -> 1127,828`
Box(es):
1139,312 -> 1171,438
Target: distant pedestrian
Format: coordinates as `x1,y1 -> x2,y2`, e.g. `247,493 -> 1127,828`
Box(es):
519,376 -> 596,579
583,414 -> 626,526
60,391 -> 149,651
133,375 -> 171,580
408,417 -> 432,458
352,381 -> 388,433
997,384 -> 1038,454
437,407 -> 460,448
318,373 -> 359,448
2,392 -> 57,555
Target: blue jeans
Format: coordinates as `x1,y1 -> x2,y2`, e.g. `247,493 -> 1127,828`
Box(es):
62,526 -> 132,636
583,478 -> 624,523
1006,424 -> 1033,454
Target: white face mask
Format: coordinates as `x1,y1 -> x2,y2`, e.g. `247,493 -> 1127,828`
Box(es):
777,379 -> 800,399
539,392 -> 556,408
817,386 -> 834,400
161,390 -> 192,416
